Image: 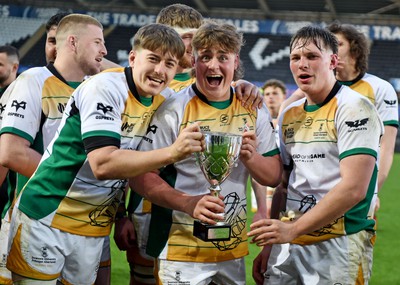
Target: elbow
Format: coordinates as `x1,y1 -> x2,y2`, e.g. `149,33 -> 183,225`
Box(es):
0,152 -> 13,169
91,164 -> 113,180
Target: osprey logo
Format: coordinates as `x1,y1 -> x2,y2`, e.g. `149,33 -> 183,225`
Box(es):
11,100 -> 26,111
384,99 -> 397,106
57,103 -> 66,114
345,118 -> 368,128
97,103 -> 113,114
146,124 -> 158,135
0,103 -> 5,113
220,114 -> 229,124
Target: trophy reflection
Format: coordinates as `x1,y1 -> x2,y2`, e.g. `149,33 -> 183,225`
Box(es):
193,131 -> 242,241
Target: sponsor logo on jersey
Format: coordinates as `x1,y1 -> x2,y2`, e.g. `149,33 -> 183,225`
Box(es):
97,103 -> 113,114
285,127 -> 294,139
200,125 -> 211,132
57,102 -> 66,114
121,122 -> 135,133
7,100 -> 26,118
0,103 -> 5,113
142,124 -> 158,144
313,123 -> 328,139
95,102 -> 114,121
292,153 -> 326,163
304,116 -> 313,127
384,99 -> 397,106
345,118 -> 368,132
11,100 -> 26,111
220,113 -> 229,125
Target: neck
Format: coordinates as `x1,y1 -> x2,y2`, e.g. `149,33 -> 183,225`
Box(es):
305,77 -> 337,105
53,57 -> 85,82
336,69 -> 360,82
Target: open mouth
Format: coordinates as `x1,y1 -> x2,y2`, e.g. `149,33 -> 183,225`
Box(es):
299,74 -> 311,80
206,75 -> 223,86
149,76 -> 164,84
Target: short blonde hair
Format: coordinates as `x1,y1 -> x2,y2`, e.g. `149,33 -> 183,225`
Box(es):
56,13 -> 103,46
156,4 -> 203,29
133,23 -> 185,60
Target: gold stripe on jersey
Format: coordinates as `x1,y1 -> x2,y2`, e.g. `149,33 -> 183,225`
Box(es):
350,80 -> 375,105
281,98 -> 338,145
42,76 -> 74,121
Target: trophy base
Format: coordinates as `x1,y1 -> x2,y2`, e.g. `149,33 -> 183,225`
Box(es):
193,220 -> 231,241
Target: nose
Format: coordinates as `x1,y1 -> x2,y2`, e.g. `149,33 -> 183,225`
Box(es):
299,56 -> 308,69
101,43 -> 107,56
208,57 -> 219,69
154,62 -> 167,74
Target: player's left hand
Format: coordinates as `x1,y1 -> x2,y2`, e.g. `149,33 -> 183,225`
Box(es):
234,79 -> 263,110
247,218 -> 297,246
240,131 -> 258,162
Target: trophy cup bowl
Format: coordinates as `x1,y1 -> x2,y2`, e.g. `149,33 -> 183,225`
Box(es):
193,131 -> 242,242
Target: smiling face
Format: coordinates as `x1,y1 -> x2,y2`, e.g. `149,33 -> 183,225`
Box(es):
129,48 -> 180,97
193,46 -> 238,101
290,39 -> 338,100
74,24 -> 107,76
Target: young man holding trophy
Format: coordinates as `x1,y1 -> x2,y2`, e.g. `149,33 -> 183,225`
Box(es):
131,21 -> 282,284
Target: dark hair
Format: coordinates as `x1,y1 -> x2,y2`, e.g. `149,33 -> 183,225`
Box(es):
45,12 -> 71,32
0,45 -> 20,62
262,79 -> 287,95
327,21 -> 370,75
290,25 -> 338,55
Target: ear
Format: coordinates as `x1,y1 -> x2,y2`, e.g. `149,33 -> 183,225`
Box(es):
128,50 -> 136,67
68,35 -> 77,51
191,55 -> 195,67
330,53 -> 339,70
234,54 -> 239,70
12,63 -> 19,74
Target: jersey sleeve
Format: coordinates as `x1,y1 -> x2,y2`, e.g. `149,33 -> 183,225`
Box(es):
256,104 -> 279,157
0,70 -> 44,144
336,93 -> 383,160
76,75 -> 125,142
374,78 -> 399,128
138,96 -> 181,152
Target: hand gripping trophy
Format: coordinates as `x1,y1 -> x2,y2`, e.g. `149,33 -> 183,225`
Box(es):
194,131 -> 242,241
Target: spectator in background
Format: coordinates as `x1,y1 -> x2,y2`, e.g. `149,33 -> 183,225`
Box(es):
251,79 -> 287,218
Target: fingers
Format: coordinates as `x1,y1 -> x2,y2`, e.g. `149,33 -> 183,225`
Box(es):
192,194 -> 225,225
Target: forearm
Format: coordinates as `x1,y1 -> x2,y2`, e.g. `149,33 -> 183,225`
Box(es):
130,172 -> 193,215
0,136 -> 41,177
251,178 -> 267,216
244,154 -> 282,187
377,126 -> 397,191
88,146 -> 176,180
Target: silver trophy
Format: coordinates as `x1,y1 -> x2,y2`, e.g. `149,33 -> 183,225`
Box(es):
193,131 -> 242,241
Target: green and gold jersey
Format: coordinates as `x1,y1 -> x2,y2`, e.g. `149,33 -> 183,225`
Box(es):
139,84 -> 279,262
16,67 -> 167,237
0,64 -> 76,218
168,72 -> 196,93
279,83 -> 383,245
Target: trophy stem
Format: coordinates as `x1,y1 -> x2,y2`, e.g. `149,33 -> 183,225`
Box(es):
209,184 -> 225,224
